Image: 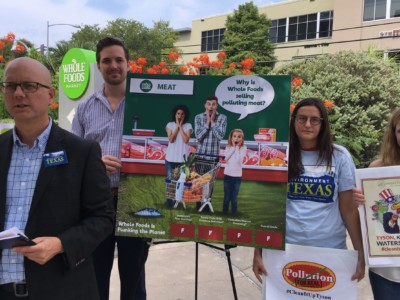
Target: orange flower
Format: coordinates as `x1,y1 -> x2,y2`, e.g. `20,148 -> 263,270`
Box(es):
146,68 -> 157,74
240,58 -> 254,70
291,77 -> 303,88
137,57 -> 147,66
179,66 -> 188,73
324,100 -> 334,108
15,44 -> 25,53
129,61 -> 138,73
229,62 -> 236,69
210,60 -> 223,69
217,51 -> 226,61
4,33 -> 15,43
241,69 -> 252,75
161,68 -> 169,74
0,41 -> 4,50
159,61 -> 167,68
290,104 -> 296,112
199,54 -> 210,65
50,102 -> 59,110
168,51 -> 179,62
188,70 -> 196,75
0,55 -> 3,62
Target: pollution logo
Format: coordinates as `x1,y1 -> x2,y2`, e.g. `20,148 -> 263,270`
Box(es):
282,261 -> 336,292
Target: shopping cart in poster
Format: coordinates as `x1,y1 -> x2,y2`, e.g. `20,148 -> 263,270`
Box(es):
165,154 -> 221,213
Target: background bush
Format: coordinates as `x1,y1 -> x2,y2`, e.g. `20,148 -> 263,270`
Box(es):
272,50 -> 400,167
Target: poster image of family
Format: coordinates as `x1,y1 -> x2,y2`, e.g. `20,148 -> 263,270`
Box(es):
115,74 -> 291,249
356,166 -> 400,267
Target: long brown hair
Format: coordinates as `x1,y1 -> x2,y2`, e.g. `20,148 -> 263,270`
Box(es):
378,108 -> 400,166
289,98 -> 333,180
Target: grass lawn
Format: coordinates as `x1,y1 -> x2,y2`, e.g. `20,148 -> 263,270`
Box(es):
117,173 -> 286,247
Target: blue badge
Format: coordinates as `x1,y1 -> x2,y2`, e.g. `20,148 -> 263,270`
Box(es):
43,150 -> 68,167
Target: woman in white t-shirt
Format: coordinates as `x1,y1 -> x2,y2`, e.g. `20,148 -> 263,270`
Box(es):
165,104 -> 192,206
252,98 -> 365,285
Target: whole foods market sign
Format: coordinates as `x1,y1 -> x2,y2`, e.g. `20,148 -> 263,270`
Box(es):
60,48 -> 96,100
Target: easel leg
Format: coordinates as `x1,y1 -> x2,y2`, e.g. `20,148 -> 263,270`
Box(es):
195,242 -> 199,300
225,245 -> 238,300
195,243 -> 238,300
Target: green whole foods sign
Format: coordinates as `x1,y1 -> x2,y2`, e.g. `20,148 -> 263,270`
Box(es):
60,48 -> 96,100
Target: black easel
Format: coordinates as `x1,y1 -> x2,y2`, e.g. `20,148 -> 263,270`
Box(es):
152,240 -> 238,300
195,242 -> 238,300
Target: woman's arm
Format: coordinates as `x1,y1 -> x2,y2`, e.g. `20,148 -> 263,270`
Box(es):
166,123 -> 179,143
252,247 -> 268,283
339,190 -> 365,281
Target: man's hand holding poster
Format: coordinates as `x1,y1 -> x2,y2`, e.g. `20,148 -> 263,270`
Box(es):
355,166 -> 400,267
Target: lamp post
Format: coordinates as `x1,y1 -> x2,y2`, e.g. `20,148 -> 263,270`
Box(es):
46,21 -> 81,55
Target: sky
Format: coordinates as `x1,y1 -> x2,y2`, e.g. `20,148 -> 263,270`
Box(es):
0,0 -> 282,50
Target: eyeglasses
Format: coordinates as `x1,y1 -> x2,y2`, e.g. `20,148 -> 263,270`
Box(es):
0,82 -> 51,94
294,115 -> 323,126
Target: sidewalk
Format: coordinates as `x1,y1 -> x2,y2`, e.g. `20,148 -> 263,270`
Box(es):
110,238 -> 374,300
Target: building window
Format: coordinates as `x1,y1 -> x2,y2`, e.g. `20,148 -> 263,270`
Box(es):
319,11 -> 334,38
269,11 -> 333,43
364,0 -> 400,21
269,18 -> 287,43
201,28 -> 225,52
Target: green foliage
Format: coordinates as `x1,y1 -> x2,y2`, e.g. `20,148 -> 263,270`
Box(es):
222,1 -> 275,75
70,24 -> 102,51
272,51 -> 400,167
68,19 -> 177,66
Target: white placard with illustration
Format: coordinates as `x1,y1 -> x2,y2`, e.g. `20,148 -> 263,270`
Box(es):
355,166 -> 400,267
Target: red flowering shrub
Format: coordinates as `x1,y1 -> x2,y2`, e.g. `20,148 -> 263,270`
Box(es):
129,50 -> 255,76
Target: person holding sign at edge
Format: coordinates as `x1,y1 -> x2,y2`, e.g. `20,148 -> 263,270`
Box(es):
353,108 -> 400,299
72,37 -> 148,300
253,98 -> 365,284
0,57 -> 114,299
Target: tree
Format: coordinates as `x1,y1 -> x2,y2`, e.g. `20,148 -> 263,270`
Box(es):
70,24 -> 102,51
101,19 -> 177,66
272,51 -> 400,167
222,1 -> 275,75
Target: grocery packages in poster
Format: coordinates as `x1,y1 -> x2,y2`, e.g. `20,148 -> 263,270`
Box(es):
115,74 -> 291,249
263,244 -> 358,300
355,166 -> 400,267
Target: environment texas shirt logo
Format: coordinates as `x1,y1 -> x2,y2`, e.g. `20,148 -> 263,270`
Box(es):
283,261 -> 336,292
287,174 -> 335,203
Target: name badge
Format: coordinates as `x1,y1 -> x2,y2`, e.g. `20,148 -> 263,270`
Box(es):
43,150 -> 68,167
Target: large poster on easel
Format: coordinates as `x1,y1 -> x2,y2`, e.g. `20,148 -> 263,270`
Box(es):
355,166 -> 400,267
115,74 -> 291,249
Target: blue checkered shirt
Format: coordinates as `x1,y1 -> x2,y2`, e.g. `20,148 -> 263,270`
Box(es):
71,86 -> 125,188
194,112 -> 227,156
0,121 -> 52,284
